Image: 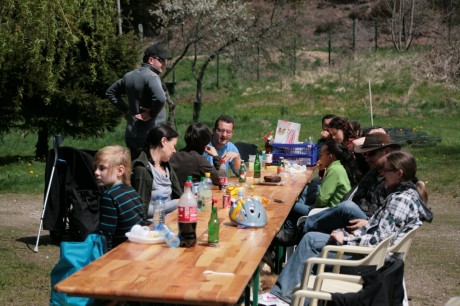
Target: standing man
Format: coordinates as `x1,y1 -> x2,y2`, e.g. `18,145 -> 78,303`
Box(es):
203,115 -> 241,176
106,43 -> 172,160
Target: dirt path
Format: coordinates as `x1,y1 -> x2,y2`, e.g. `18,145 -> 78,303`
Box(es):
1,193 -> 459,305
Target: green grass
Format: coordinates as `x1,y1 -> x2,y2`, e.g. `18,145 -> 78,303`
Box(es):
1,48 -> 460,196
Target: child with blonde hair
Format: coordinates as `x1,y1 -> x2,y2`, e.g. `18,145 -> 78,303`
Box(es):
93,145 -> 147,249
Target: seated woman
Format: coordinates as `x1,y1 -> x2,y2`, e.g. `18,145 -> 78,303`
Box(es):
131,124 -> 182,219
262,151 -> 429,306
275,140 -> 359,246
169,123 -> 220,187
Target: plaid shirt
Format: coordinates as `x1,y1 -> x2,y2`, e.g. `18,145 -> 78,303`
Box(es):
350,182 -> 425,247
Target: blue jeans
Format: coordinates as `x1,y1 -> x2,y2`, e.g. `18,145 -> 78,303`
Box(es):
270,231 -> 332,304
284,180 -> 320,230
303,200 -> 368,234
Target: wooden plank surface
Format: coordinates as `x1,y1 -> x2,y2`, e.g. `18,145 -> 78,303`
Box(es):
55,169 -> 313,305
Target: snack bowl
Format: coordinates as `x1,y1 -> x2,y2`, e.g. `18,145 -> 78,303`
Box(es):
125,230 -> 165,245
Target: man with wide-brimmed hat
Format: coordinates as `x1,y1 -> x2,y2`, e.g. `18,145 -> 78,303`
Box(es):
106,43 -> 172,160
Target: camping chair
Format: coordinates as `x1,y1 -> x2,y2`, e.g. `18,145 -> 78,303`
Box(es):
42,146 -> 102,242
291,234 -> 395,306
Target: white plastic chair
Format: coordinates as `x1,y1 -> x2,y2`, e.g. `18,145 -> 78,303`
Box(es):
291,234 -> 395,306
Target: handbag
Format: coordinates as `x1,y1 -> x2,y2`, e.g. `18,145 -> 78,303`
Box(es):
50,233 -> 107,306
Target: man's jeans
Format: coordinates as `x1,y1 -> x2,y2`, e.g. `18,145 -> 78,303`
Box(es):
303,200 -> 368,234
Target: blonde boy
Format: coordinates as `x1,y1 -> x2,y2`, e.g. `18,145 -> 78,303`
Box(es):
93,145 -> 147,249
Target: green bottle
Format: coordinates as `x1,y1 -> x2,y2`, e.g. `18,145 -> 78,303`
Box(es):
208,206 -> 220,246
254,153 -> 261,178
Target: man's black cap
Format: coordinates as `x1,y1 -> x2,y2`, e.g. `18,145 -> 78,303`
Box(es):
144,43 -> 171,60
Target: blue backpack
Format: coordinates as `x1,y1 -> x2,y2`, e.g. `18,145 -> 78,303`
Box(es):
50,234 -> 107,306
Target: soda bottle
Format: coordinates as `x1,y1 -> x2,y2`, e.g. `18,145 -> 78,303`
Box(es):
218,159 -> 228,190
178,181 -> 197,247
277,157 -> 285,175
156,223 -> 180,248
208,206 -> 220,246
264,131 -> 274,167
202,172 -> 213,212
254,153 -> 261,178
152,195 -> 165,230
239,160 -> 247,183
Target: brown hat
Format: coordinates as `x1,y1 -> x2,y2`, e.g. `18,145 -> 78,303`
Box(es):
354,133 -> 401,153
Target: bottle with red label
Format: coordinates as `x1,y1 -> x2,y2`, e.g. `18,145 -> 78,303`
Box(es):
218,158 -> 228,190
178,181 -> 197,247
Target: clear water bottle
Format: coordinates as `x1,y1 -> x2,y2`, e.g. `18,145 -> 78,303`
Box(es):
156,223 -> 180,248
152,195 -> 165,230
202,173 -> 213,212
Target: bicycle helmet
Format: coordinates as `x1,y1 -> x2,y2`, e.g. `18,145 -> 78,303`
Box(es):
229,197 -> 267,228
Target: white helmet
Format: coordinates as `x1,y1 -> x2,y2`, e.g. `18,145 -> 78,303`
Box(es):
229,197 -> 267,228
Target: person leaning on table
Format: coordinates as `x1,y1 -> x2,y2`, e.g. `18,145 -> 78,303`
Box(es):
259,151 -> 429,306
203,115 -> 241,176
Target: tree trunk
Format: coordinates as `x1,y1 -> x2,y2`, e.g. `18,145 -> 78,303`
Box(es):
35,123 -> 49,159
193,79 -> 203,122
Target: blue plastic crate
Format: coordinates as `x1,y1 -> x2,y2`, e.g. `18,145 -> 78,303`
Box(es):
272,142 -> 318,166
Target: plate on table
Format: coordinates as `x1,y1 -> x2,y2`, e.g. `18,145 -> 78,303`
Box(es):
256,181 -> 286,186
125,231 -> 165,244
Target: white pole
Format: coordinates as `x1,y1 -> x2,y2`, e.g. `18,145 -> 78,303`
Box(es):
368,80 -> 374,126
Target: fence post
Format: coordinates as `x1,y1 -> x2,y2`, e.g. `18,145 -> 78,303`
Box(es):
328,29 -> 332,66
216,53 -> 220,89
352,18 -> 356,52
374,20 -> 379,51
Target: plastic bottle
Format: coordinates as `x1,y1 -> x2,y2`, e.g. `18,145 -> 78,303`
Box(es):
152,195 -> 165,230
178,181 -> 197,247
156,223 -> 180,248
277,157 -> 285,175
254,153 -> 261,178
202,173 -> 213,212
239,160 -> 246,183
208,206 -> 220,246
306,136 -> 314,166
264,131 -> 274,167
197,176 -> 205,211
218,159 -> 228,190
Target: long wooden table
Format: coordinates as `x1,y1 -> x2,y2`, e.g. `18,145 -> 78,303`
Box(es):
55,168 -> 313,305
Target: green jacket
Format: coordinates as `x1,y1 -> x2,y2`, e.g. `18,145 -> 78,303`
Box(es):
314,160 -> 351,208
131,151 -> 182,216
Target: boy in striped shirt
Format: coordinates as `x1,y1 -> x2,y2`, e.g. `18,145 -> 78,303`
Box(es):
94,145 -> 148,249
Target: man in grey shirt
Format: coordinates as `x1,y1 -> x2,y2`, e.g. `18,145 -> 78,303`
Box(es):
106,43 -> 171,159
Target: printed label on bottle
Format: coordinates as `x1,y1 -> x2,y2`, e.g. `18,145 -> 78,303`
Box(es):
266,153 -> 273,163
178,206 -> 198,222
219,176 -> 228,186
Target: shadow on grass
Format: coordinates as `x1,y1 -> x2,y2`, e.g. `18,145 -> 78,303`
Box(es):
0,154 -> 42,166
17,234 -> 60,252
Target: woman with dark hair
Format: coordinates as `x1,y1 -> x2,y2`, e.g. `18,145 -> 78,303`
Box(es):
327,116 -> 356,150
131,124 -> 182,218
170,123 -> 221,187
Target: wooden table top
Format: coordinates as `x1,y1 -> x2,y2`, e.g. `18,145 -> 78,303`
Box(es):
55,168 -> 313,305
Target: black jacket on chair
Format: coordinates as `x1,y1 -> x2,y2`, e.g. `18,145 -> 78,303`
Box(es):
331,257 -> 405,306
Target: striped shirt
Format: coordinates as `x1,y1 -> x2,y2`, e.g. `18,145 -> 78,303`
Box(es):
99,183 -> 147,249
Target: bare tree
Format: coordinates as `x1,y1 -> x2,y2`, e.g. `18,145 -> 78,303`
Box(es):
151,0 -> 252,122
384,0 -> 429,51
